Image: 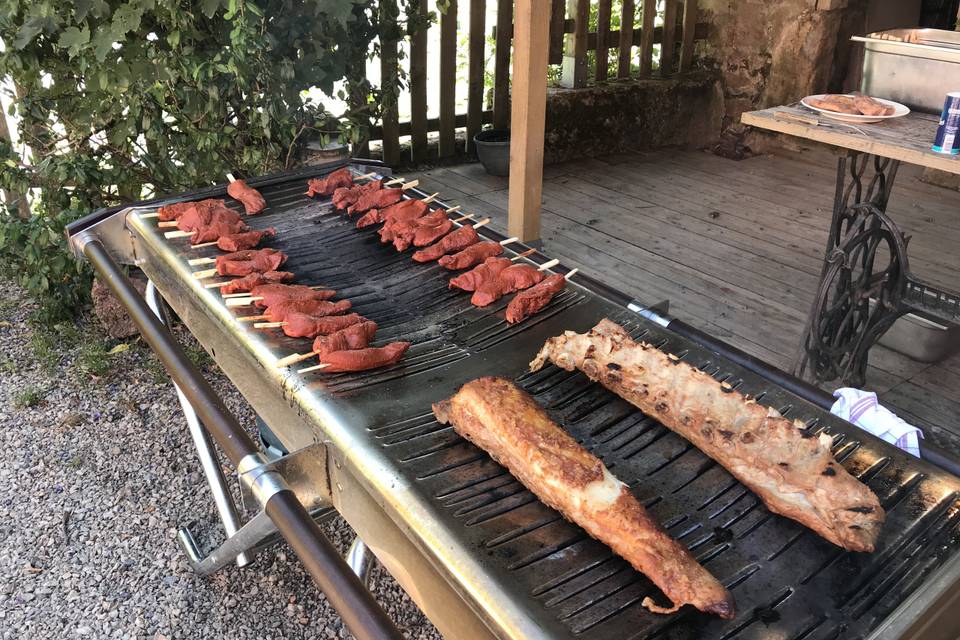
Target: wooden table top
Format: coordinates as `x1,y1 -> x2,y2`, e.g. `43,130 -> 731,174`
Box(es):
742,103 -> 960,175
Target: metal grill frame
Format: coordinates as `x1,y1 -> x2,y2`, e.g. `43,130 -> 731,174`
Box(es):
70,160 -> 960,640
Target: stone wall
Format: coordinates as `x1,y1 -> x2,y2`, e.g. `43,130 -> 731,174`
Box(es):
542,71 -> 725,163
698,0 -> 872,128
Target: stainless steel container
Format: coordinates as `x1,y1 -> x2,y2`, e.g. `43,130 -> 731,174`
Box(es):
852,28 -> 960,113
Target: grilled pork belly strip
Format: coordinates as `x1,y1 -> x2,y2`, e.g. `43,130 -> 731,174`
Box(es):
530,319 -> 885,552
433,377 -> 735,619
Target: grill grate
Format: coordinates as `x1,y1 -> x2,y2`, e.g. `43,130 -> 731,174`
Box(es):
145,166 -> 960,640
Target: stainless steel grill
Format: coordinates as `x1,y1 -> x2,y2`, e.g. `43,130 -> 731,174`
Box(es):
71,161 -> 960,639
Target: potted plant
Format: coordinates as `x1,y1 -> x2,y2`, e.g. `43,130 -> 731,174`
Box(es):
473,129 -> 510,176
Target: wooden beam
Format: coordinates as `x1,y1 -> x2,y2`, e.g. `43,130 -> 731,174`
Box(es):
493,0 -> 513,129
560,0 -> 589,88
595,0 -> 612,82
439,0 -> 458,157
467,0 -> 486,153
548,0 -> 566,65
679,0 -> 698,72
379,1 -> 401,166
638,0 -> 657,76
618,0 -> 635,79
508,0 -> 550,242
409,0 -> 429,163
660,0 -> 679,77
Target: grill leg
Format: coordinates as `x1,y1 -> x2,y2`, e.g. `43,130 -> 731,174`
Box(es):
145,280 -> 252,568
347,538 -> 374,588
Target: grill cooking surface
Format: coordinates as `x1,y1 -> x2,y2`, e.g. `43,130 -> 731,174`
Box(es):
131,166 -> 960,640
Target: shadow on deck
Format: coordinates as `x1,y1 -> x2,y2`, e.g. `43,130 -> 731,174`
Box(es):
415,147 -> 960,455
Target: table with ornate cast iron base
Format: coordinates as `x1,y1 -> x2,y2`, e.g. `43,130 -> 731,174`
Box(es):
743,105 -> 960,387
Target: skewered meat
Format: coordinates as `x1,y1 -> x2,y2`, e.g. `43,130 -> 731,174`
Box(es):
386,210 -> 450,251
214,248 -> 287,277
412,214 -> 453,248
358,197 -> 428,229
438,241 -> 503,270
312,321 -> 378,357
281,312 -> 363,338
332,180 -> 382,210
433,377 -> 735,618
250,283 -> 336,308
471,264 -> 544,307
190,218 -> 250,244
219,271 -> 294,294
530,319 -> 885,552
347,187 -> 403,215
319,342 -> 411,372
262,299 -> 351,323
157,199 -> 227,222
852,93 -> 895,116
306,168 -> 354,197
505,274 -> 566,323
227,179 -> 267,214
412,225 -> 480,263
177,204 -> 242,232
216,228 -> 276,252
448,257 -> 512,292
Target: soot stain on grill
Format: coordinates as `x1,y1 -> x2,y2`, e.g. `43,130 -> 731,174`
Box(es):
754,604 -> 781,626
712,526 -> 733,544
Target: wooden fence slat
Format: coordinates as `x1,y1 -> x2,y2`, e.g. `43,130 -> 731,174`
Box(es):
467,0 -> 486,153
493,0 -> 512,129
638,0 -> 656,76
617,0 -> 635,79
549,0 -> 566,65
379,0 -> 401,166
595,0 -> 612,82
370,110 -> 493,139
660,0 -> 678,76
409,0 -> 429,163
679,0 -> 698,72
439,0 -> 458,157
560,0 -> 589,88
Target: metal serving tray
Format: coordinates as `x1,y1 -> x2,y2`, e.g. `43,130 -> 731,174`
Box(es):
854,28 -> 960,113
98,163 -> 960,639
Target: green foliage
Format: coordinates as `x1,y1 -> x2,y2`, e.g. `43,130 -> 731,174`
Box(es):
14,385 -> 44,409
0,0 -> 402,320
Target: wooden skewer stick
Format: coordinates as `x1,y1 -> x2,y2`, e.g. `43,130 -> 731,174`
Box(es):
253,321 -> 285,329
139,212 -> 160,219
237,315 -> 269,323
400,179 -> 419,190
537,258 -> 560,271
444,206 -> 462,214
165,230 -> 192,239
510,248 -> 537,261
225,296 -> 263,307
421,192 -> 440,203
191,240 -> 218,249
473,218 -> 491,230
193,268 -> 219,279
226,173 -> 236,183
353,171 -> 377,181
188,257 -> 216,266
451,214 -> 475,223
299,363 -> 331,374
158,221 -> 179,228
499,237 -> 519,246
221,290 -> 256,297
204,280 -> 233,289
384,177 -> 404,186
276,350 -> 319,367
564,268 -> 579,280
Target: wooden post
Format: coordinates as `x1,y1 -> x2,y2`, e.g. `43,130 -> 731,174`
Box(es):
508,0 -> 550,242
492,0 -> 513,130
638,0 -> 656,76
467,0 -> 486,153
617,0 -> 635,79
659,0 -> 679,77
679,0 -> 698,72
559,0 -> 588,88
380,0 -> 401,166
439,0 -> 458,157
595,0 -> 612,82
409,0 -> 429,163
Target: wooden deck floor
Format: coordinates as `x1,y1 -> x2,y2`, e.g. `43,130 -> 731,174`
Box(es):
415,148 -> 960,454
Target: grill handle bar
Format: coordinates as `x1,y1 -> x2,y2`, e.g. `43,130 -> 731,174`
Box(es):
79,236 -> 404,640
666,317 -> 960,479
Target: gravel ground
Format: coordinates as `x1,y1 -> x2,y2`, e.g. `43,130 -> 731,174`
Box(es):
0,281 -> 441,639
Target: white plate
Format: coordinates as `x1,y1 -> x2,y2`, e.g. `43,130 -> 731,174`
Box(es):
800,94 -> 910,123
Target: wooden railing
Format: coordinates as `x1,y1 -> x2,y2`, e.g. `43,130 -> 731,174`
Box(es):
376,0 -> 706,165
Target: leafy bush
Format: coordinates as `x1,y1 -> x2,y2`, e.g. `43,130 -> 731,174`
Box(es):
0,0 -> 403,322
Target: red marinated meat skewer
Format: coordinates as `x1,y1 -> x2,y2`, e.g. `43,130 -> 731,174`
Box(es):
448,257 -> 512,292
190,218 -> 250,244
413,216 -> 453,248
260,299 -> 352,323
471,264 -> 544,307
177,204 -> 243,232
157,199 -> 227,223
227,179 -> 267,215
213,248 -> 287,277
438,241 -> 503,270
312,321 -> 378,356
250,283 -> 337,308
218,271 -> 294,295
306,168 -> 354,197
360,198 -> 429,230
332,180 -> 382,210
505,274 -> 566,323
381,209 -> 446,249
412,225 -> 480,263
317,342 -> 411,373
275,312 -> 364,338
215,227 -> 276,252
346,186 -> 403,216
